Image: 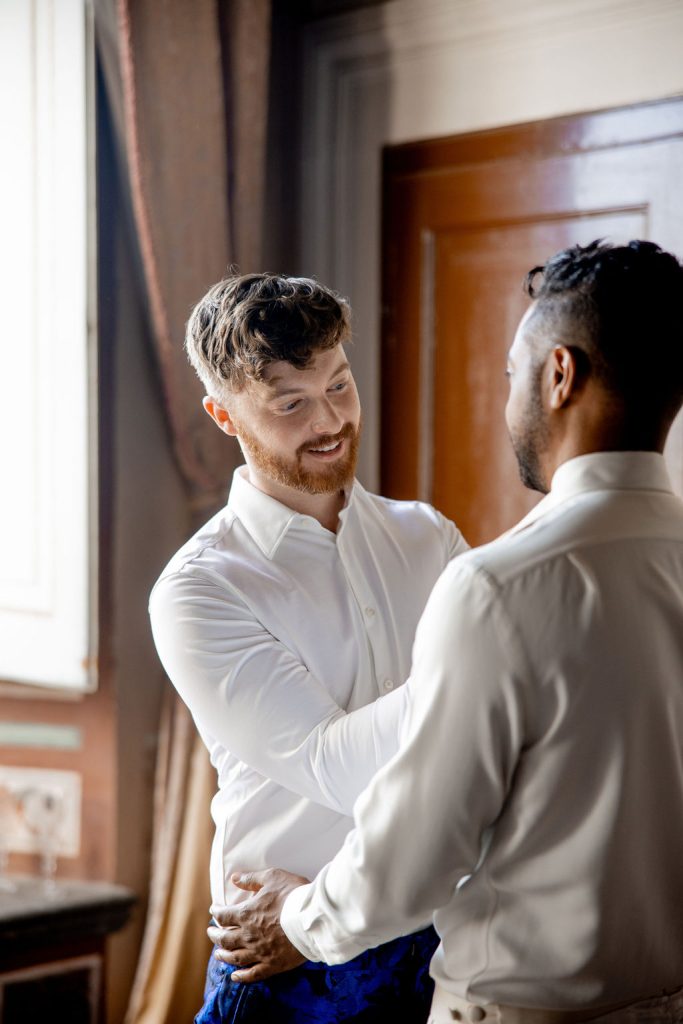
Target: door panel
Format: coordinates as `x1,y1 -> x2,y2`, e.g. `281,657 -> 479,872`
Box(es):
432,211 -> 647,543
382,97 -> 683,545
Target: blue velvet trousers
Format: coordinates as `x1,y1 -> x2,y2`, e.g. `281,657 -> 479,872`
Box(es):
194,926 -> 439,1024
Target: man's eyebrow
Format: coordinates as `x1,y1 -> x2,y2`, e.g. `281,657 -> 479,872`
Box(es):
267,360 -> 350,397
266,382 -> 304,397
327,358 -> 351,379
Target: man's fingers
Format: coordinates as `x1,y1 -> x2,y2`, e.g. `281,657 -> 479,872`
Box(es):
213,945 -> 247,965
213,947 -> 252,966
231,963 -> 274,984
207,925 -> 243,950
231,871 -> 264,892
209,904 -> 243,926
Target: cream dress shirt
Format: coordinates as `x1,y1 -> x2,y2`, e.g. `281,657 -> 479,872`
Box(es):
282,452 -> 683,1009
150,468 -> 466,905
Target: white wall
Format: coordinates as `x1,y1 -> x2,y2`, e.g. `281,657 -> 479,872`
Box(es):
298,0 -> 683,489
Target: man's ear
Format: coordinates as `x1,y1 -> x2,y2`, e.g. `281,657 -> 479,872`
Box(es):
203,396 -> 238,436
548,346 -> 580,410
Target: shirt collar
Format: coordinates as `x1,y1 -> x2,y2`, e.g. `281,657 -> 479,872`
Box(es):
227,465 -> 357,559
508,451 -> 673,537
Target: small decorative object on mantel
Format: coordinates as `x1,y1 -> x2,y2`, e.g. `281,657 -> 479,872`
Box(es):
19,785 -> 65,898
0,785 -> 19,893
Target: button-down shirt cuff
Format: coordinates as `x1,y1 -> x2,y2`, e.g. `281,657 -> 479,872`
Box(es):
281,882 -> 325,962
281,875 -> 378,966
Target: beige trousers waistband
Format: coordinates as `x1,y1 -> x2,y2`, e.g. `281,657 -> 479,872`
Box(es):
428,982 -> 683,1024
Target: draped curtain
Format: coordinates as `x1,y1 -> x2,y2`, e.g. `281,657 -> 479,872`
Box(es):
95,1 -> 271,1019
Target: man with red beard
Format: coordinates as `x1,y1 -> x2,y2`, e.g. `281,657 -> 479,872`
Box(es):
149,273 -> 468,1023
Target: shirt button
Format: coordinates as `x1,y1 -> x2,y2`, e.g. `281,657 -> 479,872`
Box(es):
364,606 -> 375,619
382,679 -> 394,692
467,1008 -> 486,1023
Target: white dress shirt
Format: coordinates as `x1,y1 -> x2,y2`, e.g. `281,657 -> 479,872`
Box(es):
282,452 -> 683,1009
150,467 -> 466,905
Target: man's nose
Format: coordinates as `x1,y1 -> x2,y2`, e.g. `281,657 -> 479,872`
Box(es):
311,399 -> 343,434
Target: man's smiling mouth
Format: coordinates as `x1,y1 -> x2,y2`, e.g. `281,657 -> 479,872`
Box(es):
308,441 -> 341,453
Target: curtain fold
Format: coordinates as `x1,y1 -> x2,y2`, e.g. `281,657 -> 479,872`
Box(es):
94,1 -> 271,1018
126,691 -> 217,1023
116,0 -> 233,512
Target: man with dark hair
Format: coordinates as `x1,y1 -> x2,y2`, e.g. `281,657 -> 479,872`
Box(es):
210,241 -> 683,1023
149,273 -> 468,1022
513,239 -> 683,491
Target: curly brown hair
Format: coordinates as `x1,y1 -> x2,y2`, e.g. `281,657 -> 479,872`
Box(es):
185,273 -> 352,399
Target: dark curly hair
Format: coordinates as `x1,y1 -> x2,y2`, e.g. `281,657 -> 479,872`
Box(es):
524,239 -> 683,420
186,273 -> 351,397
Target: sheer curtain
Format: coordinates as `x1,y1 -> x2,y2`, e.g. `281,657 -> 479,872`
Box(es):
95,1 -> 271,1018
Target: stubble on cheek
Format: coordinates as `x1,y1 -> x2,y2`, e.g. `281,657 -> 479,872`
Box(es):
508,366 -> 550,494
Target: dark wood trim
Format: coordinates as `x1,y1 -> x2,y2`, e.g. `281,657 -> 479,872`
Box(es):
383,94 -> 683,179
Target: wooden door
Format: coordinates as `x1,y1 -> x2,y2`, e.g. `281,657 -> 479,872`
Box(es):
381,97 -> 683,545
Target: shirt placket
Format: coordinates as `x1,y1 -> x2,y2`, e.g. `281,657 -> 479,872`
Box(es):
337,521 -> 397,701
